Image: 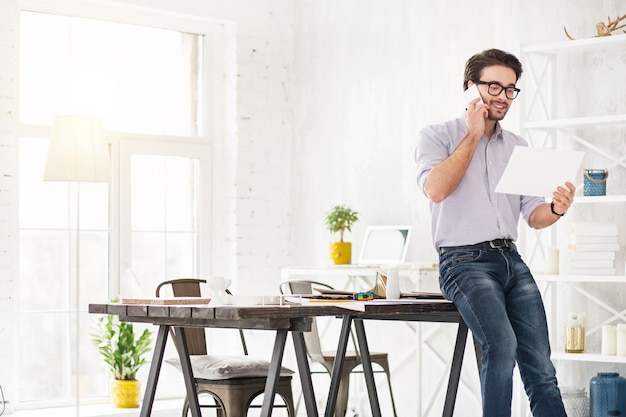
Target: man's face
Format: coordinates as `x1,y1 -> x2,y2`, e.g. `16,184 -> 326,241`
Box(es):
476,65 -> 518,122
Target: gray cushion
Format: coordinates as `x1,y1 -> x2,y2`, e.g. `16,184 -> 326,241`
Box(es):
165,355 -> 294,380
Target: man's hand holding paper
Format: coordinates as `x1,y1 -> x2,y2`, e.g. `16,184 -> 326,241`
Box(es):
494,146 -> 585,199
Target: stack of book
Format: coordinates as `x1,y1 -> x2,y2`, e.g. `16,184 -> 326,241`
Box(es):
565,222 -> 619,275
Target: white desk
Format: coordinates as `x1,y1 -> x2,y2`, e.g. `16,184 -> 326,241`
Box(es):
280,263 -> 439,293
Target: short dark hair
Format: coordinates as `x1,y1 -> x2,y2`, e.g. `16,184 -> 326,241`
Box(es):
463,48 -> 523,90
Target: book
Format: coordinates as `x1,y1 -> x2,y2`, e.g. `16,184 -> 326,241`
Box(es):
568,235 -> 619,244
565,267 -> 617,276
567,251 -> 616,261
571,222 -> 618,237
568,259 -> 615,269
567,242 -> 620,252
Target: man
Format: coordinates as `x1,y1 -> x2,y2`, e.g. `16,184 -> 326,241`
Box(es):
415,48 -> 574,417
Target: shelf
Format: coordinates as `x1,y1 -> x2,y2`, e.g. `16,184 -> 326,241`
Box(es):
521,34 -> 626,55
535,274 -> 626,283
521,36 -> 626,409
552,352 -> 626,364
521,114 -> 626,130
575,195 -> 626,204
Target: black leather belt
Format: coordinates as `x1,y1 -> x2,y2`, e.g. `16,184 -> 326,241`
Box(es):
439,239 -> 516,256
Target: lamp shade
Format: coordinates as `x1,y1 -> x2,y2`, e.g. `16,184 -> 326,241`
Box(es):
44,115 -> 111,182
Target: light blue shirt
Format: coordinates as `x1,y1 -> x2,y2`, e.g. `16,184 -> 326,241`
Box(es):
415,115 -> 544,250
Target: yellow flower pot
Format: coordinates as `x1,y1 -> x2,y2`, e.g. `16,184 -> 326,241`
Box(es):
330,242 -> 352,264
111,379 -> 141,408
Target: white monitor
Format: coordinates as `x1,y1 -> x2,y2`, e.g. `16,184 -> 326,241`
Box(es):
357,225 -> 412,265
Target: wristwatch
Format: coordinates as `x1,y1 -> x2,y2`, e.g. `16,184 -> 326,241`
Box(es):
550,202 -> 565,217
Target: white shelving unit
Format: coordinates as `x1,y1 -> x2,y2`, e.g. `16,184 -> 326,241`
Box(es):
518,35 -> 626,416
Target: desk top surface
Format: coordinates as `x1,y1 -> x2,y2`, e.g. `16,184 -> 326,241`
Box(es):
89,300 -> 459,330
281,264 -> 438,275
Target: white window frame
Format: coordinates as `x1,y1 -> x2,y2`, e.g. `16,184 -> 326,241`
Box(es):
115,139 -> 213,297
17,0 -> 233,407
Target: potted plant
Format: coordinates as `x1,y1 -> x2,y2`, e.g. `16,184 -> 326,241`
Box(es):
325,205 -> 359,264
91,312 -> 153,408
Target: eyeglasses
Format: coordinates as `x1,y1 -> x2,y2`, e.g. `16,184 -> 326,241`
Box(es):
474,80 -> 521,100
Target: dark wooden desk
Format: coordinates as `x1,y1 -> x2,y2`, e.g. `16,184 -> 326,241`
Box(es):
89,300 -> 477,417
327,300 -> 481,417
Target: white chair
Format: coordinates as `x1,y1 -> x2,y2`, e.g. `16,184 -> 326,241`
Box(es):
279,279 -> 398,417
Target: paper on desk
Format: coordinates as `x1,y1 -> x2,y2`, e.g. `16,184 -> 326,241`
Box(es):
495,146 -> 584,198
285,296 -> 366,311
308,301 -> 366,312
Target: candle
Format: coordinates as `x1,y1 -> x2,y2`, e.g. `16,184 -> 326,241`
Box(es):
565,312 -> 586,353
602,325 -> 617,355
617,324 -> 626,356
545,246 -> 560,274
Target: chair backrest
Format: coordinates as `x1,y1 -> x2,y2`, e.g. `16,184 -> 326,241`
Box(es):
156,278 -> 248,356
278,280 -> 334,366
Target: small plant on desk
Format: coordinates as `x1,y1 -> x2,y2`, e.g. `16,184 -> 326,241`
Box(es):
325,204 -> 359,264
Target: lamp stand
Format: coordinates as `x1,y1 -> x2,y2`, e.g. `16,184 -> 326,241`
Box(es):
74,182 -> 81,417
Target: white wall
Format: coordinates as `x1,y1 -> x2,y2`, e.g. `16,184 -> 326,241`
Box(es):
0,0 -> 20,409
289,0 -> 625,266
290,0 -> 529,267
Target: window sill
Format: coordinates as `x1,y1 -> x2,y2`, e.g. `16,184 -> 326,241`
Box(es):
12,399 -> 183,417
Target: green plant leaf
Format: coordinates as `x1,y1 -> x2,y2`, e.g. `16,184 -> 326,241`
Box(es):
324,205 -> 358,242
90,314 -> 154,380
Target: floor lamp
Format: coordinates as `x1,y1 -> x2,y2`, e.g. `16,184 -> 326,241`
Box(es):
43,115 -> 110,416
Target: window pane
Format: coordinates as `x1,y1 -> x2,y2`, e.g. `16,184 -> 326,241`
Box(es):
122,152 -> 201,296
166,232 -> 197,278
20,137 -> 110,230
19,12 -> 70,126
19,312 -> 69,401
19,11 -> 202,136
19,133 -> 110,405
19,138 -> 70,229
79,231 -> 109,305
131,155 -> 199,231
19,230 -> 69,310
125,231 -> 166,296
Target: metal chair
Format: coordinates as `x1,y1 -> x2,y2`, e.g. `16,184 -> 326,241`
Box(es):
279,279 -> 398,417
156,278 -> 295,416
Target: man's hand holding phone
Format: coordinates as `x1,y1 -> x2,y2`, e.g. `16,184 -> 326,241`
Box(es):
463,83 -> 483,108
464,83 -> 487,138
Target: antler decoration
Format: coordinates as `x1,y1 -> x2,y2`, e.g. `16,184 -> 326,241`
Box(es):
564,13 -> 626,40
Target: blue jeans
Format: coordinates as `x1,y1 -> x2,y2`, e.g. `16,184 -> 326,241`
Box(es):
439,246 -> 566,417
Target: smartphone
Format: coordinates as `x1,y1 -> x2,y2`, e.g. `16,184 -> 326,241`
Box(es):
463,83 -> 483,107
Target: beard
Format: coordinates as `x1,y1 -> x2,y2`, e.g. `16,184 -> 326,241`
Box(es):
487,103 -> 509,121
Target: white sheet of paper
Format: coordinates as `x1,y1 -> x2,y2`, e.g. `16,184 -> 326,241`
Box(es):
495,146 -> 585,198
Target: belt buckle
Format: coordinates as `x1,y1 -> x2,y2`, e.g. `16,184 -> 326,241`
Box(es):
489,239 -> 508,250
